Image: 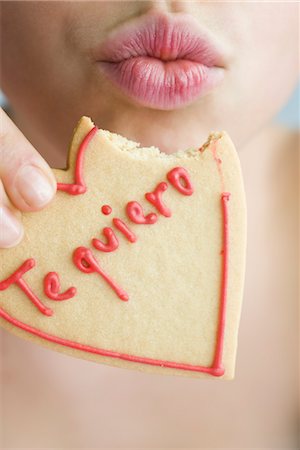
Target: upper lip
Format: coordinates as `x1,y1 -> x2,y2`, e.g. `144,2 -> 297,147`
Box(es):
92,11 -> 226,68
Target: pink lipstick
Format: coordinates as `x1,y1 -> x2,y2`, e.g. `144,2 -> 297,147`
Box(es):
92,12 -> 226,110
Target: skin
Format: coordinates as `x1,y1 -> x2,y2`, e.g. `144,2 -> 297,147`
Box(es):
0,1 -> 299,448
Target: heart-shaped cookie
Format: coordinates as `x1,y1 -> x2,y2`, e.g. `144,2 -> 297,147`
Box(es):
0,117 -> 246,379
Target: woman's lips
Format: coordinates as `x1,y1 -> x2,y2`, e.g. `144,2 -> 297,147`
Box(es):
93,12 -> 226,110
98,58 -> 224,110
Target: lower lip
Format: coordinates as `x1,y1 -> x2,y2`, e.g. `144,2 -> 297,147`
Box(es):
97,56 -> 224,110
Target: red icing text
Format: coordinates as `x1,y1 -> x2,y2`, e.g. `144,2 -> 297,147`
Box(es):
0,166 -> 194,312
145,182 -> 171,217
0,260 -> 76,316
73,246 -> 129,301
44,272 -> 76,301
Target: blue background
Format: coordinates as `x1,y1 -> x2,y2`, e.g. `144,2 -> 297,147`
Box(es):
275,82 -> 299,129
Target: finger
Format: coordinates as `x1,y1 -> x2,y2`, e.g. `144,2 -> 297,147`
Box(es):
0,179 -> 24,248
0,108 -> 57,212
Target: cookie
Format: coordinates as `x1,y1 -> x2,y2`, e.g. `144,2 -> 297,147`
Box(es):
0,117 -> 247,379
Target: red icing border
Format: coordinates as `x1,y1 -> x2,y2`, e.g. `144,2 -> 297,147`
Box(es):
57,126 -> 98,195
0,127 -> 230,376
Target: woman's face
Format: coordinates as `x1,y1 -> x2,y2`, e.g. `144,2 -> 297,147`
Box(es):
1,1 -> 299,155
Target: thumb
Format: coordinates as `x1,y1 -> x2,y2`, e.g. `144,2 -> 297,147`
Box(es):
0,108 -> 57,213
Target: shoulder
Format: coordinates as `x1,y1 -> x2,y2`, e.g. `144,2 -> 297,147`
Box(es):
266,125 -> 299,197
241,123 -> 299,157
266,124 -> 299,153
249,123 -> 299,176
267,125 -> 299,187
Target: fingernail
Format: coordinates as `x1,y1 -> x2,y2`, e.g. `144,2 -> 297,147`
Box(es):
0,206 -> 23,248
16,165 -> 55,207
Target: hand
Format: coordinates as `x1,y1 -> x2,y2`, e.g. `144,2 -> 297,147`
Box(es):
0,108 -> 57,248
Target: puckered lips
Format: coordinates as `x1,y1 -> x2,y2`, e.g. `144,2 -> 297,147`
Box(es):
92,12 -> 227,110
